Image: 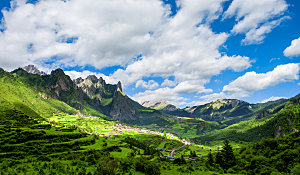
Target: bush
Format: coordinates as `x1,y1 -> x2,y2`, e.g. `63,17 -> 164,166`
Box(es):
134,157 -> 160,175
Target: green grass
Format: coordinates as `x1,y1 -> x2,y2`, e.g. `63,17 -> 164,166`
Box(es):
163,117 -> 222,140
101,97 -> 113,106
0,74 -> 78,119
155,105 -> 168,110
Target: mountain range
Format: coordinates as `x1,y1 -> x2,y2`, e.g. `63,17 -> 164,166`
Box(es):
1,65 -> 299,174
0,65 -> 299,143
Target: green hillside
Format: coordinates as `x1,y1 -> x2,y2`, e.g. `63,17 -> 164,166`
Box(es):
187,98 -> 288,125
192,94 -> 300,144
0,69 -> 78,118
0,100 -> 221,175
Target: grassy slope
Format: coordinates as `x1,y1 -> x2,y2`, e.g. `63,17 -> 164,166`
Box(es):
0,104 -> 223,174
0,71 -> 78,118
192,94 -> 300,144
1,69 -> 111,120
163,117 -> 223,140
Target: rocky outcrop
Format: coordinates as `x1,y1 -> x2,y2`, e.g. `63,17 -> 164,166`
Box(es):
23,65 -> 47,75
109,91 -> 136,122
211,99 -> 245,109
74,75 -> 138,122
49,69 -> 76,97
117,81 -> 122,91
75,75 -> 110,99
74,75 -> 147,123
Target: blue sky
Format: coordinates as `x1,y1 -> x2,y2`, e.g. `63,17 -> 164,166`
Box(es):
0,0 -> 299,107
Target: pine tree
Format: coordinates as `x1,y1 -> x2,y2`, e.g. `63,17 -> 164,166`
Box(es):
190,150 -> 197,157
207,149 -> 214,166
215,151 -> 223,166
220,140 -> 236,169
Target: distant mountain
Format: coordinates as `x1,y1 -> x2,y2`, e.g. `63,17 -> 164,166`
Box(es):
186,99 -> 251,122
191,95 -> 298,143
23,65 -> 47,76
142,100 -> 178,111
163,98 -> 288,125
142,100 -> 191,117
141,97 -> 290,126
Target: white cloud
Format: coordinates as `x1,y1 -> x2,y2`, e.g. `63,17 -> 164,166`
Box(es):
202,63 -> 300,101
224,0 -> 288,45
284,37 -> 300,57
0,0 -> 256,105
135,80 -> 159,89
223,63 -> 299,94
64,70 -> 117,84
242,16 -> 289,45
65,70 -> 103,80
132,81 -> 213,106
261,96 -> 286,103
132,87 -> 188,106
161,79 -> 176,87
0,0 -> 167,70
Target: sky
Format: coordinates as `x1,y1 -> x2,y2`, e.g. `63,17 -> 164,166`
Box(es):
0,0 -> 299,107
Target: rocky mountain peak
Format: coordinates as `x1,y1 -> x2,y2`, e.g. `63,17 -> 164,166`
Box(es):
75,77 -> 84,84
23,65 -> 47,75
51,68 -> 65,77
99,77 -> 106,86
117,81 -> 122,92
86,75 -> 98,83
49,68 -> 76,97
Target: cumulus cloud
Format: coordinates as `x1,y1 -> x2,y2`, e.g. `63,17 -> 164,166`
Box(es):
202,63 -> 300,101
261,96 -> 286,103
133,81 -> 212,106
161,79 -> 176,87
284,37 -> 300,57
224,0 -> 288,45
132,87 -> 190,106
135,80 -> 159,89
0,0 -> 167,70
0,0 -> 269,105
223,63 -> 299,95
242,16 -> 289,45
111,0 -> 252,104
64,70 -> 118,84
